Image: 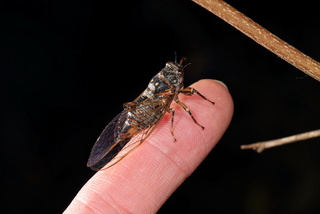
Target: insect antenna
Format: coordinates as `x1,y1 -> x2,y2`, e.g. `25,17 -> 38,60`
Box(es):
183,62 -> 191,68
178,57 -> 191,69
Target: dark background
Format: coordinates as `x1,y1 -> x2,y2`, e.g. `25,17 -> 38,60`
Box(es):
1,0 -> 320,213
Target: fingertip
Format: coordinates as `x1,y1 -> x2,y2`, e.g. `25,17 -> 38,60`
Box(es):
183,78 -> 233,150
190,79 -> 233,120
193,79 -> 230,95
213,79 -> 229,90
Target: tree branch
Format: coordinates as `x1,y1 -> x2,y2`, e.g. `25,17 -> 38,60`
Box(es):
192,0 -> 320,82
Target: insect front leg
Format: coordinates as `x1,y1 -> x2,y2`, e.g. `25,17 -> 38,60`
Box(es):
174,99 -> 205,130
180,87 -> 215,105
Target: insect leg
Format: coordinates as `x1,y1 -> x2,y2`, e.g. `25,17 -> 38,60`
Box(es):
180,87 -> 215,105
174,99 -> 205,130
168,108 -> 177,142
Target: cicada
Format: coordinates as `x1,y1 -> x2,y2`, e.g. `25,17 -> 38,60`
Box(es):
87,58 -> 215,171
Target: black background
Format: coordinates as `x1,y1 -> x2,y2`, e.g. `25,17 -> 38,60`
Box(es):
1,0 -> 320,213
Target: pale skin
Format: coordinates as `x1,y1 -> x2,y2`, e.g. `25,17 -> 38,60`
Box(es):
64,79 -> 234,214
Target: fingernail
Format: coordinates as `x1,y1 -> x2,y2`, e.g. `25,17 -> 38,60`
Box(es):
213,80 -> 228,90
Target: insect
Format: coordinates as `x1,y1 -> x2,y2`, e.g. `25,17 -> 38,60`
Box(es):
87,58 -> 215,171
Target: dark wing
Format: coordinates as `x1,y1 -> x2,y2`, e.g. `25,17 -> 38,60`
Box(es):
87,111 -> 129,170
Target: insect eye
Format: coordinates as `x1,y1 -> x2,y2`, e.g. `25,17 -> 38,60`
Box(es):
165,62 -> 173,68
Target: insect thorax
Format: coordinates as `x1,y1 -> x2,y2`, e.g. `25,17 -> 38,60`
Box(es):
135,62 -> 184,104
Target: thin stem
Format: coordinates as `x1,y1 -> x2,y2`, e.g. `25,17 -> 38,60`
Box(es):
241,129 -> 320,153
192,0 -> 320,82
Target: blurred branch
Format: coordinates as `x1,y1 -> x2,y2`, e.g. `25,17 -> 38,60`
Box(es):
241,129 -> 320,153
192,0 -> 320,82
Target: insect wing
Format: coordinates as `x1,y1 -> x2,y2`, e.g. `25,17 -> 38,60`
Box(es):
102,123 -> 158,170
88,94 -> 175,171
103,96 -> 173,169
87,111 -> 129,170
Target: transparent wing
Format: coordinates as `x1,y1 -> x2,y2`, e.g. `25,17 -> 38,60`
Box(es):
87,111 -> 129,170
87,94 -> 174,171
99,121 -> 159,170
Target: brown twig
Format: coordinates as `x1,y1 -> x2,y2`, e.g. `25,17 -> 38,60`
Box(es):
241,129 -> 320,153
192,0 -> 320,82
191,0 -> 320,151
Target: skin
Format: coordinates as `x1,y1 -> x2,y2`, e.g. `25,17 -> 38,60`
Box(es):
64,79 -> 234,214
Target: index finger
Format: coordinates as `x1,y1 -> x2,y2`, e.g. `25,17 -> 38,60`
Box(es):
64,79 -> 233,214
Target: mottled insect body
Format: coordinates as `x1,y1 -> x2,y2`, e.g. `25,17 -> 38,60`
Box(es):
87,59 -> 215,171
